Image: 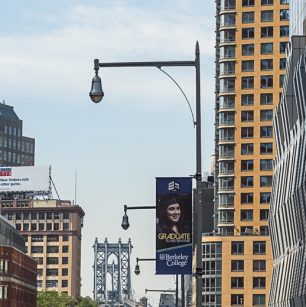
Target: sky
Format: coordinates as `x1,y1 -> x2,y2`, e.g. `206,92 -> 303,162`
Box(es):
0,1 -> 215,305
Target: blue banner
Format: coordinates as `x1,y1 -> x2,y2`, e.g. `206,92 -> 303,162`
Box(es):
156,177 -> 192,275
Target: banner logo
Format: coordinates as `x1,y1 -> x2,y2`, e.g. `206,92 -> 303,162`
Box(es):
0,168 -> 12,176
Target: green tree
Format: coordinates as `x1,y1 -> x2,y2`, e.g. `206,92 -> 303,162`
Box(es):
37,290 -> 78,307
78,296 -> 99,307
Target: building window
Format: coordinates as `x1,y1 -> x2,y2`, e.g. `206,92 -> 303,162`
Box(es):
260,192 -> 271,203
62,280 -> 68,288
62,245 -> 69,253
63,234 -> 69,241
260,93 -> 273,105
39,212 -> 45,219
253,294 -> 266,306
241,143 -> 253,155
39,223 -> 45,231
260,176 -> 272,187
260,226 -> 269,235
241,176 -> 253,188
62,257 -> 69,265
231,277 -> 244,289
280,25 -> 289,36
241,160 -> 253,171
242,0 -> 254,6
261,0 -> 273,4
242,28 -> 255,39
231,294 -> 244,305
0,285 -> 8,299
54,223 -> 59,231
16,223 -> 21,231
241,94 -> 254,106
261,10 -> 273,22
280,0 -> 289,4
242,44 -> 254,56
253,241 -> 266,254
31,212 -> 37,219
47,246 -> 59,253
280,41 -> 288,53
260,110 -> 273,121
253,260 -> 266,272
280,74 -> 285,87
241,209 -> 253,221
242,60 -> 254,72
31,246 -> 43,253
231,260 -> 244,271
47,223 -> 52,231
63,212 -> 70,219
242,76 -> 254,89
46,280 -> 58,288
261,26 -> 273,38
242,12 -> 254,23
241,193 -> 253,204
46,269 -> 58,276
241,111 -> 254,122
0,260 -> 8,274
253,277 -> 266,289
63,223 -> 69,230
241,127 -> 254,138
62,268 -> 68,276
280,58 -> 286,69
260,159 -> 273,170
31,223 -> 37,231
280,9 -> 289,20
261,75 -> 273,88
231,242 -> 244,254
260,209 -> 269,221
32,235 -> 43,242
261,59 -> 273,71
46,212 -> 53,219
260,126 -> 273,138
47,257 -> 59,265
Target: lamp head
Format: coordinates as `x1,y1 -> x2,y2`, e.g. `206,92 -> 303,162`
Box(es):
121,213 -> 130,230
89,72 -> 104,103
134,263 -> 140,275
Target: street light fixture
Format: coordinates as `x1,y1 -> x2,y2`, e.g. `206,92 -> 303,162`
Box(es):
90,42 -> 203,306
121,205 -> 156,230
134,257 -> 156,276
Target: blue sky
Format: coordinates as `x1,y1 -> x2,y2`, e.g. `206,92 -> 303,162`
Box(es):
0,0 -> 215,305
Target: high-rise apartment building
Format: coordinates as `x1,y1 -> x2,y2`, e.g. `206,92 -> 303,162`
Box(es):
0,101 -> 85,298
0,101 -> 35,167
202,1 -> 289,306
269,1 -> 306,306
1,199 -> 85,298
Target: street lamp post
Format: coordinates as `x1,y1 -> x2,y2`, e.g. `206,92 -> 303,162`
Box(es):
121,205 -> 156,230
90,42 -> 202,306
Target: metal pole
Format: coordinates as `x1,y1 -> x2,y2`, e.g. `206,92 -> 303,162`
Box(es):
195,41 -> 203,307
181,275 -> 185,307
176,275 -> 179,307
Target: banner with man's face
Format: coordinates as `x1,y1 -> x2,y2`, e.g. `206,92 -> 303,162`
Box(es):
156,177 -> 192,275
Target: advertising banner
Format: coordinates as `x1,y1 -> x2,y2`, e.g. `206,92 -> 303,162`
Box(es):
0,166 -> 49,193
156,177 -> 192,275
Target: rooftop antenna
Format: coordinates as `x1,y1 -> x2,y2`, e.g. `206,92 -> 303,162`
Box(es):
74,170 -> 77,206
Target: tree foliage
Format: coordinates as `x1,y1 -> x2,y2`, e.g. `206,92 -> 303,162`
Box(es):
37,291 -> 98,307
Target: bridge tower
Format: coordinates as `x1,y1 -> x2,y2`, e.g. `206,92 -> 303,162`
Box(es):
93,238 -> 133,305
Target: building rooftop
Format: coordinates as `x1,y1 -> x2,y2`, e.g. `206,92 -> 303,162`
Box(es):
0,100 -> 20,121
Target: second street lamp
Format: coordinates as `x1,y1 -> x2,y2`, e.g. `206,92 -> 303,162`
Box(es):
90,42 -> 203,306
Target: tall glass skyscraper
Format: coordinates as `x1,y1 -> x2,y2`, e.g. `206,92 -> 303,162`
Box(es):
269,1 -> 306,306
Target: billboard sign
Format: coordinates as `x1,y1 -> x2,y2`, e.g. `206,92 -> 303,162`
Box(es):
156,177 -> 192,275
0,166 -> 49,193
